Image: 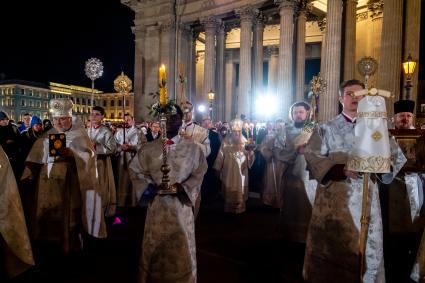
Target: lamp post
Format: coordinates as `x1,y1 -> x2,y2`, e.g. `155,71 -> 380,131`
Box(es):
402,54 -> 417,100
207,89 -> 215,121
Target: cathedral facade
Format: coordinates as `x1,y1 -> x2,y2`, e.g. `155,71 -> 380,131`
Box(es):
122,0 -> 422,123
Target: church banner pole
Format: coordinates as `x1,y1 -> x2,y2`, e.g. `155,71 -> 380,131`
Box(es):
114,72 -> 132,170
359,172 -> 370,281
84,58 -> 103,137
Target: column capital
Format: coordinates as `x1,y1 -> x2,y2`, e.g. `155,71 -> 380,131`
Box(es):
217,22 -> 229,34
367,0 -> 384,19
266,45 -> 279,56
274,0 -> 296,11
295,0 -> 312,16
317,17 -> 327,32
235,6 -> 259,23
201,16 -> 220,31
160,19 -> 176,32
179,24 -> 193,38
255,12 -> 267,29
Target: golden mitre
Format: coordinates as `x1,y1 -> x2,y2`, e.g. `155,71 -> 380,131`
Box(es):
230,118 -> 244,132
49,98 -> 74,118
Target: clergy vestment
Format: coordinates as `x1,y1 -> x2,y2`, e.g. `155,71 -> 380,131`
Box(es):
214,136 -> 254,213
412,229 -> 425,282
87,125 -> 117,216
259,130 -> 286,208
21,118 -> 107,252
115,125 -> 144,207
277,125 -> 318,242
0,145 -> 34,278
129,136 -> 207,283
303,114 -> 406,283
182,122 -> 210,157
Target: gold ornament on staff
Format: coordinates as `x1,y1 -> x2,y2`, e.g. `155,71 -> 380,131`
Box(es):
84,58 -> 104,137
114,72 -> 132,144
357,56 -> 378,89
308,73 -> 326,123
356,56 -> 378,281
157,64 -> 177,195
293,74 -> 326,148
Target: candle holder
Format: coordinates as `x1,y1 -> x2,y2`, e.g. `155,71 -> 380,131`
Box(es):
157,112 -> 177,195
156,64 -> 177,195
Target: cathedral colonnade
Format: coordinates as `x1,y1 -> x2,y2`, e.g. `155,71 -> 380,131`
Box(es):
123,0 -> 421,123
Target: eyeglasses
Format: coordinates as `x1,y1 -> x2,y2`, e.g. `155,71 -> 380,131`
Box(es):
344,91 -> 356,97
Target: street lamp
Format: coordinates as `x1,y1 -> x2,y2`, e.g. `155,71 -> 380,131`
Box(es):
402,53 -> 417,100
207,89 -> 215,120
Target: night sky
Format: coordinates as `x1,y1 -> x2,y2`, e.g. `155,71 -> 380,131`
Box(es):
0,0 -> 135,92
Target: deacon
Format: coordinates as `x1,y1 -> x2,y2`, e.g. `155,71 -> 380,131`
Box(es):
0,145 -> 34,279
383,99 -> 425,282
115,113 -> 144,207
302,80 -> 406,282
181,101 -> 211,157
259,118 -> 286,208
21,98 -> 107,253
277,102 -> 318,243
129,103 -> 207,283
87,106 -> 117,217
214,118 -> 255,214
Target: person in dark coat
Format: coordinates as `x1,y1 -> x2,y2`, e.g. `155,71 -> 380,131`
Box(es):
0,111 -> 23,179
21,116 -> 44,160
200,117 -> 221,203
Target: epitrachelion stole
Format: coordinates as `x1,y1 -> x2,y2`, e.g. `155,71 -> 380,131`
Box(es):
346,88 -> 392,173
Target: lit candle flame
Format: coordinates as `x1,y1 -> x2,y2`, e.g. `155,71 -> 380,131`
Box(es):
159,64 -> 167,106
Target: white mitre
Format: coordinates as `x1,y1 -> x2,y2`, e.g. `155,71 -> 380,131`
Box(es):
346,88 -> 391,173
50,98 -> 73,118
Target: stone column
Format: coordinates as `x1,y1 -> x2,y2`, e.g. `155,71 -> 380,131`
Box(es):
176,24 -> 191,105
267,45 -> 279,95
368,0 -> 383,87
276,0 -> 295,121
254,14 -> 265,99
318,18 -> 327,75
403,0 -> 421,106
188,30 -> 199,103
225,51 -> 236,122
319,0 -> 342,122
378,0 -> 403,115
143,25 -> 161,119
296,9 -> 307,102
132,25 -> 146,122
343,0 -> 358,81
236,7 -> 257,118
160,19 -> 176,100
216,23 -> 227,121
201,16 -> 218,101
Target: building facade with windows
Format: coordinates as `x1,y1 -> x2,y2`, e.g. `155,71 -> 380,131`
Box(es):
0,80 -> 134,123
0,80 -> 52,121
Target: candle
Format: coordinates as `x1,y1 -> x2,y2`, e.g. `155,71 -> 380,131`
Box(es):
159,64 -> 167,106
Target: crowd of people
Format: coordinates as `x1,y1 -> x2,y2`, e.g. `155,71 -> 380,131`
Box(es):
1,78 -> 425,283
